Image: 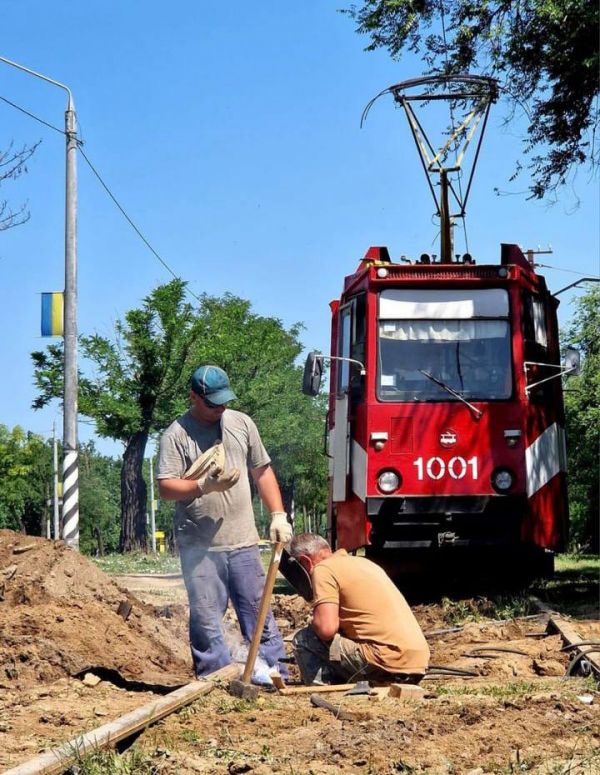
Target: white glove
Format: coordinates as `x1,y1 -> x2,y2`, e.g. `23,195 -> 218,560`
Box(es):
269,511 -> 293,543
197,469 -> 240,495
183,442 -> 225,480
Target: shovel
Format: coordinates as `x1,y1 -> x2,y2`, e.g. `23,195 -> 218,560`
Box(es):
229,541 -> 283,700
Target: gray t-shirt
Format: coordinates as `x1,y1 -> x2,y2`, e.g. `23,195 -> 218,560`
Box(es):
157,409 -> 271,551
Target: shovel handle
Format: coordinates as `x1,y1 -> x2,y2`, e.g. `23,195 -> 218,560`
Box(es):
241,541 -> 283,684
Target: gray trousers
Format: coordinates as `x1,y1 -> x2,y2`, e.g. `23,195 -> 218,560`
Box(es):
292,625 -> 425,685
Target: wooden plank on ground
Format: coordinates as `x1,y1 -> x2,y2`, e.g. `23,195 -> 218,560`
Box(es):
3,663 -> 240,775
547,614 -> 600,677
278,683 -> 357,695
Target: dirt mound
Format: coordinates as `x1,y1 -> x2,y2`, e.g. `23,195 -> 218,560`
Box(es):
0,530 -> 191,690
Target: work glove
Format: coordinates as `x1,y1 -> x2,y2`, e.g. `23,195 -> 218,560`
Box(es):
269,511 -> 293,543
197,469 -> 240,495
184,442 -> 225,480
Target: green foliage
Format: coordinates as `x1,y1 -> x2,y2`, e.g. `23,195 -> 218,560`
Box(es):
182,294 -> 328,512
32,281 -> 327,549
0,425 -> 52,532
441,594 -> 536,625
32,280 -> 198,443
78,441 -> 122,554
562,285 -> 599,551
344,0 -> 599,198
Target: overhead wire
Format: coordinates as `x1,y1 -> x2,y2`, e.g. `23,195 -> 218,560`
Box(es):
77,146 -> 201,303
0,94 -> 64,135
535,263 -> 600,278
0,93 -> 202,304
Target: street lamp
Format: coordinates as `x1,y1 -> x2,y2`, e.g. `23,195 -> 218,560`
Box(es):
0,55 -> 79,549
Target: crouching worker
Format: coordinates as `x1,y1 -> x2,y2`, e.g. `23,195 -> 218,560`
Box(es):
289,533 -> 429,685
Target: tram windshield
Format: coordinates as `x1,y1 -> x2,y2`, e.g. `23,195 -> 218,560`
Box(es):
377,289 -> 512,401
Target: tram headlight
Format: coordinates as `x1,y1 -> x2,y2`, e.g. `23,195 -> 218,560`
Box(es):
491,467 -> 514,493
377,470 -> 401,493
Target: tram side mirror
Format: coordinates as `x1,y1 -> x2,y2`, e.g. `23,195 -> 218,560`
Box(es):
563,346 -> 581,376
302,351 -> 324,396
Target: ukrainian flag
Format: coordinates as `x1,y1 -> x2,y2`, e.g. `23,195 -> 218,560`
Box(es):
41,292 -> 64,337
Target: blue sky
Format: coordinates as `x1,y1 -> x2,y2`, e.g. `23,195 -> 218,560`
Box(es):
1,1 -> 598,458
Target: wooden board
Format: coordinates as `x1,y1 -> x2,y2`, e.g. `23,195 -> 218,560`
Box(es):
547,615 -> 600,677
3,663 -> 240,775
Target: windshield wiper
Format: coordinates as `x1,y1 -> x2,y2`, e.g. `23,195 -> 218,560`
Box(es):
419,370 -> 483,420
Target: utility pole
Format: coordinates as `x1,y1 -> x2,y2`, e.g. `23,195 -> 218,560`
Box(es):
52,421 -> 60,540
61,97 -> 79,550
149,456 -> 157,553
0,56 -> 80,549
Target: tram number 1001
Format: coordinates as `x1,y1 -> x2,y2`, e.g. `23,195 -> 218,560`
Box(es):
413,456 -> 478,481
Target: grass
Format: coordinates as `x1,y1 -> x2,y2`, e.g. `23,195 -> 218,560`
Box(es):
495,740 -> 600,775
440,594 -> 537,626
435,680 -> 538,700
533,553 -> 599,618
555,553 -> 599,577
92,551 -> 181,575
434,674 -> 597,701
66,745 -> 160,774
92,546 -> 275,576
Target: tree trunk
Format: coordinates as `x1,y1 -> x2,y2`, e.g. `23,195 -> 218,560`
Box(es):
94,526 -> 105,557
120,430 -> 149,552
280,480 -> 294,516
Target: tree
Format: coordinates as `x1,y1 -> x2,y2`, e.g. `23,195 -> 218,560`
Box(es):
0,425 -> 52,533
78,442 -> 122,555
1,141 -> 41,230
189,296 -> 328,516
32,281 -> 327,551
32,280 -> 203,551
344,1 -> 599,199
562,285 -> 599,552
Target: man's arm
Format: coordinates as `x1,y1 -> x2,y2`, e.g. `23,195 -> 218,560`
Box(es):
312,602 -> 339,641
158,478 -> 199,501
251,465 -> 293,542
251,465 -> 285,512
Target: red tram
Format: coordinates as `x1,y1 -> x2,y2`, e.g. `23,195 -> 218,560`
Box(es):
302,77 -> 575,579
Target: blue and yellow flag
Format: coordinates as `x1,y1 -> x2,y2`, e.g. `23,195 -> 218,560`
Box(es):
41,292 -> 64,337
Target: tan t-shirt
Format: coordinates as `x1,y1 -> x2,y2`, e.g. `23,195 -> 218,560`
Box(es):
312,550 -> 430,674
157,409 -> 270,551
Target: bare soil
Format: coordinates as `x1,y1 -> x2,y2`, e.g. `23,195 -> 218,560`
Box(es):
0,530 -> 598,774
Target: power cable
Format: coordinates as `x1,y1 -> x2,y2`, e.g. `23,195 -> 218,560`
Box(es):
536,263 -> 600,279
77,146 -> 202,303
461,647 -> 529,659
565,647 -> 600,678
0,92 -> 202,304
0,94 -> 64,135
424,665 -> 479,678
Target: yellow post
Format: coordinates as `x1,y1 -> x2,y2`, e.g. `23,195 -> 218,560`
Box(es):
154,530 -> 166,553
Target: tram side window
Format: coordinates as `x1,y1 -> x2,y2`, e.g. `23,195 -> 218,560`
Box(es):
350,294 -> 366,401
337,297 -> 366,400
337,306 -> 351,395
524,295 -> 548,348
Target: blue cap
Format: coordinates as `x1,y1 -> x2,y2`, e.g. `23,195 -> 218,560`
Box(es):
190,365 -> 237,405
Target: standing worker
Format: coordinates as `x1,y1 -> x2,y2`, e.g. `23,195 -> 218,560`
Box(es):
289,533 -> 429,685
157,365 -> 293,679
